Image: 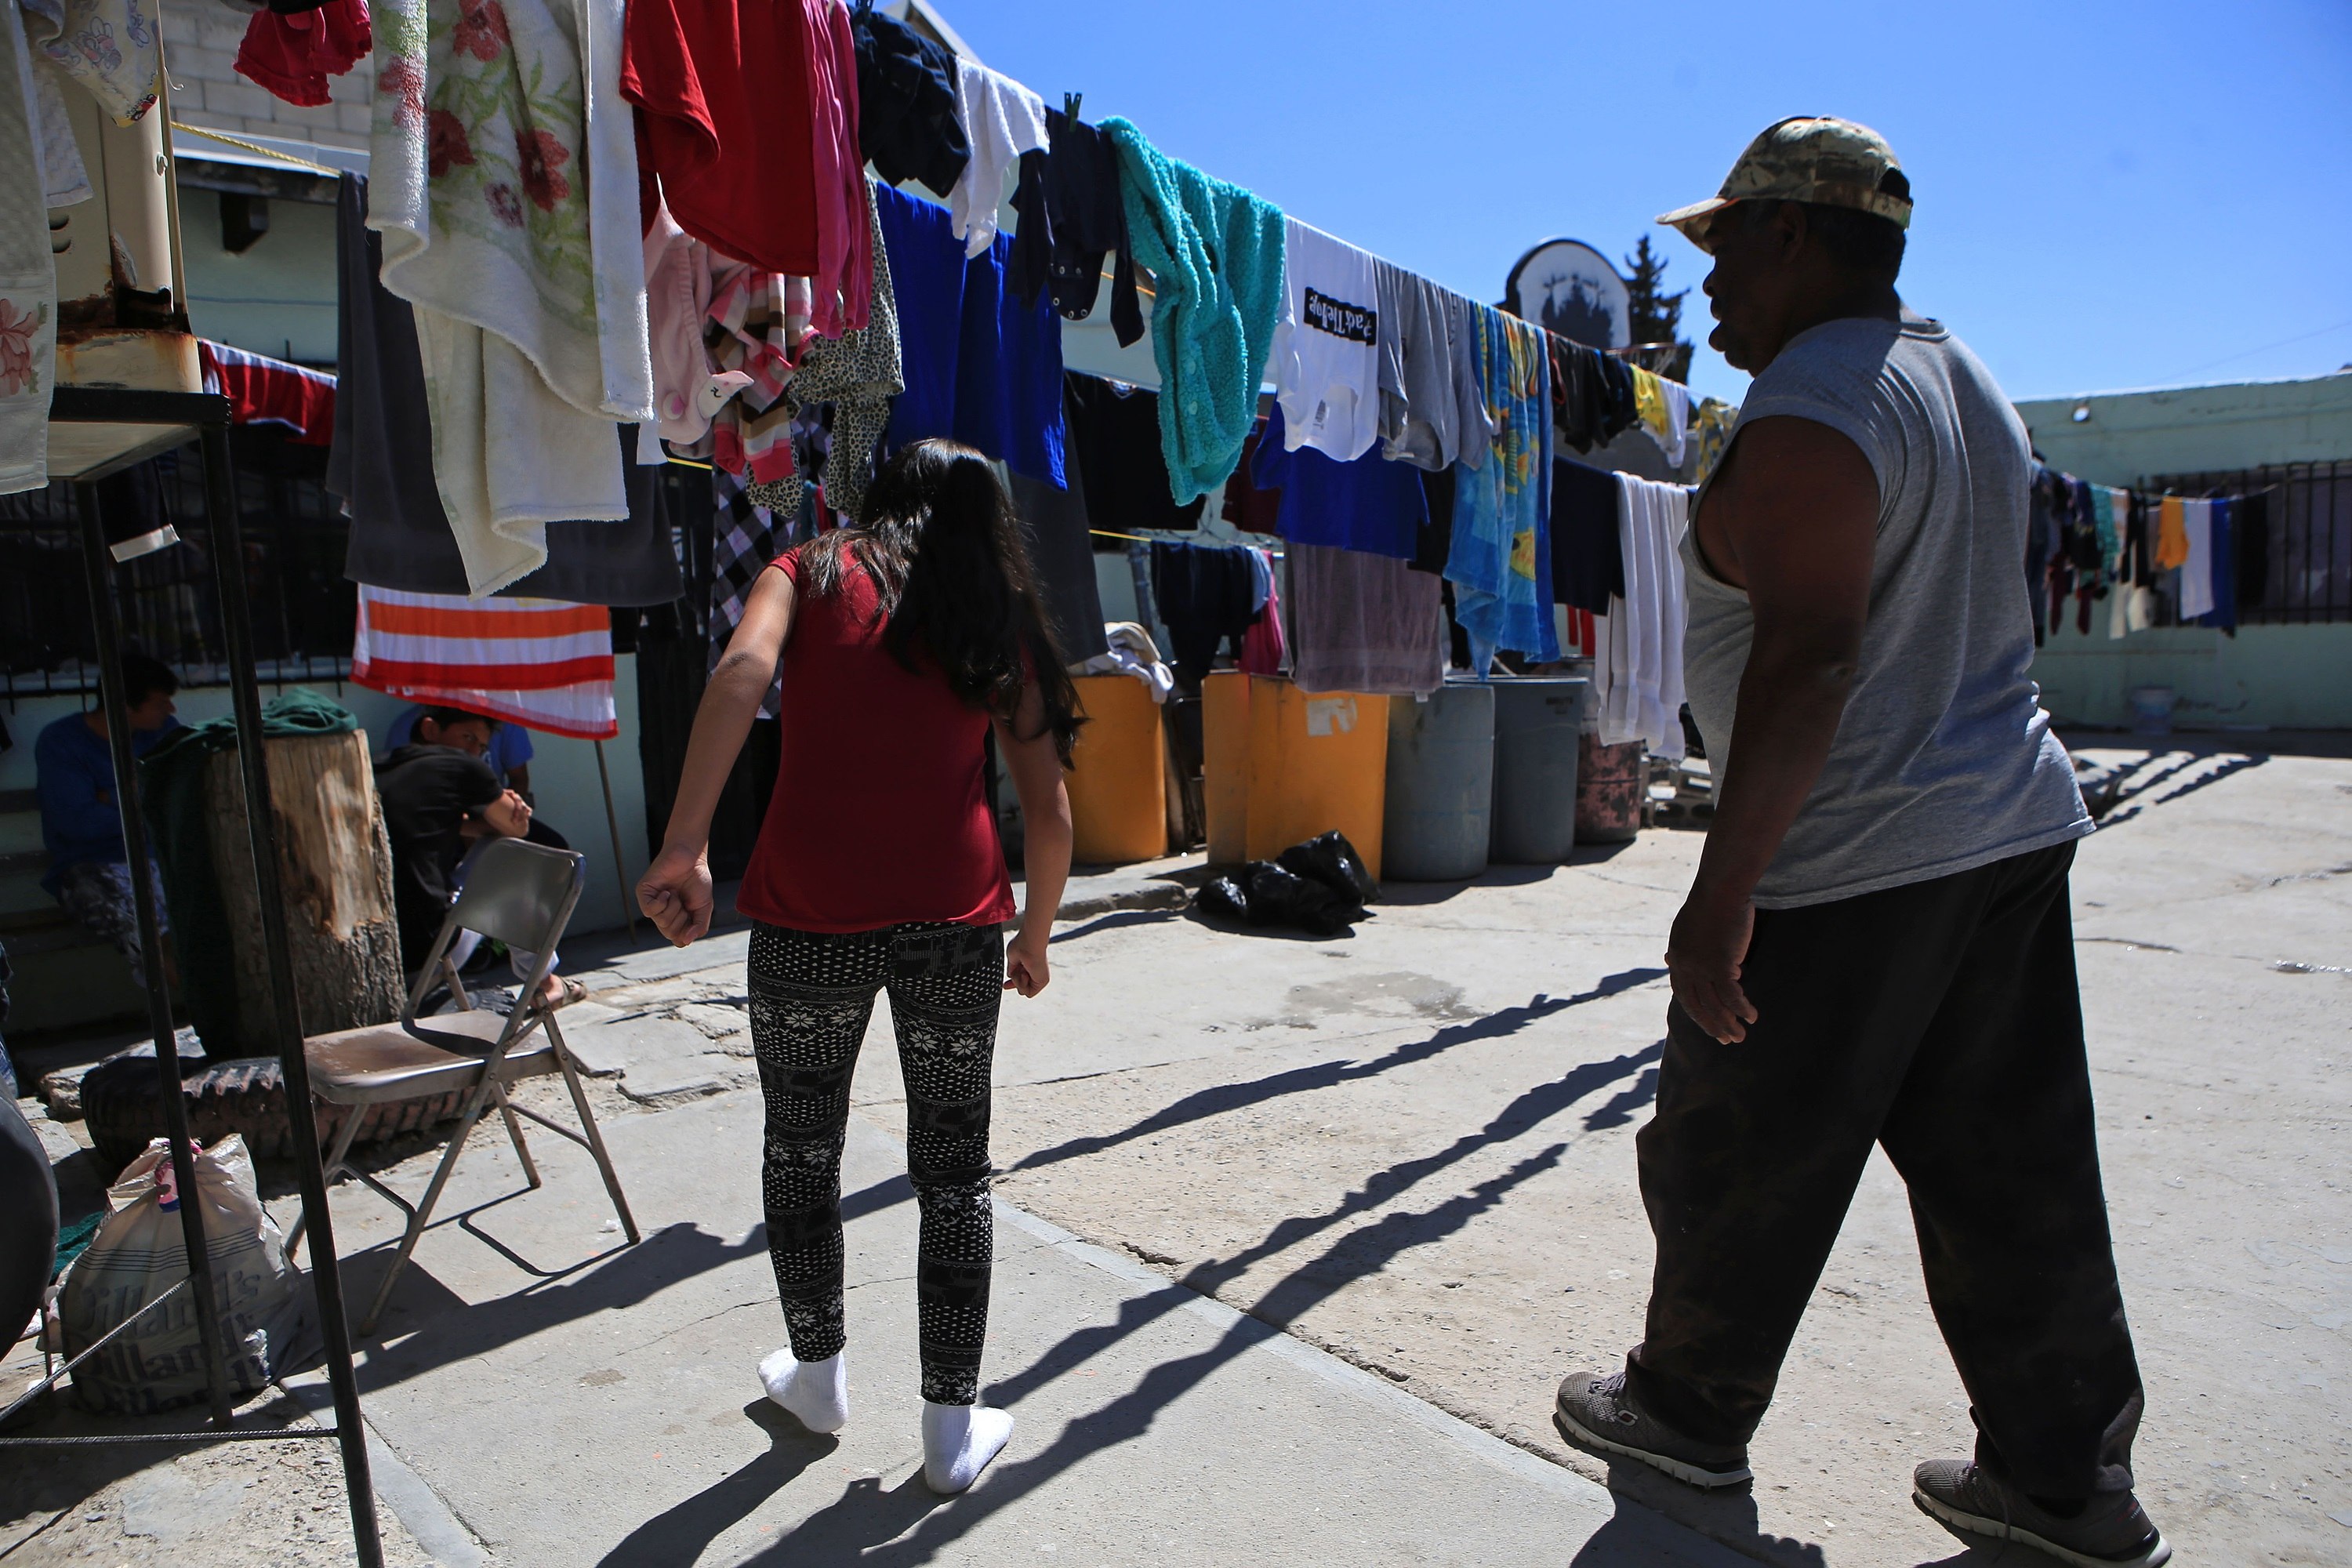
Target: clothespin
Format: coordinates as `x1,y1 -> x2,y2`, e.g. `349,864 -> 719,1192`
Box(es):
1065,91 -> 1083,123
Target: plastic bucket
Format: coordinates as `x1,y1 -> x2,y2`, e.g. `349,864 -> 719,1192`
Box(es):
1065,674 -> 1169,864
1490,678 -> 1588,863
1382,684 -> 1494,881
1576,732 -> 1645,844
2129,685 -> 2176,738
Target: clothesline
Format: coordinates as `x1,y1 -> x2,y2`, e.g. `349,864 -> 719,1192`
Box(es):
196,0 -> 1699,743
2029,461 -> 2271,640
170,119 -> 339,176
1055,170 -> 1696,409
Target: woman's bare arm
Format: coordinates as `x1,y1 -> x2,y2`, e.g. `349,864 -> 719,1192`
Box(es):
995,679 -> 1072,997
635,564 -> 798,946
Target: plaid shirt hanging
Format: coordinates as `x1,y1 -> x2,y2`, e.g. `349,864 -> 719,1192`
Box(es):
708,466 -> 786,717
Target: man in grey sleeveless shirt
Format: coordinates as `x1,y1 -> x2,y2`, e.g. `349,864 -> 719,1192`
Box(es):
1550,120 -> 2168,1568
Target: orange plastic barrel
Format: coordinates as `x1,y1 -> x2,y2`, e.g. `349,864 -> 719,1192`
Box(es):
1202,673 -> 1390,880
1065,674 -> 1168,864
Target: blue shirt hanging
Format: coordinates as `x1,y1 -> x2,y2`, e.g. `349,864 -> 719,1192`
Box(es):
875,180 -> 1065,486
876,182 -> 964,449
1444,306 -> 1558,663
954,231 -> 1066,487
1248,403 -> 1427,561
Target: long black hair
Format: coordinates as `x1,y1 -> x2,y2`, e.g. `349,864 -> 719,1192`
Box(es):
797,439 -> 1083,766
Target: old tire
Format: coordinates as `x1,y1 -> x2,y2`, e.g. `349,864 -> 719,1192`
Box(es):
79,1052 -> 467,1181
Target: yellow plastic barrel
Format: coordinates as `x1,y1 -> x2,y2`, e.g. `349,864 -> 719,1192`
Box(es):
1203,671 -> 1254,866
1064,674 -> 1168,864
1201,673 -> 1390,880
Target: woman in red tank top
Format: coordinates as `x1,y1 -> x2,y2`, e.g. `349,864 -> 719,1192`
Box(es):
635,440 -> 1077,1494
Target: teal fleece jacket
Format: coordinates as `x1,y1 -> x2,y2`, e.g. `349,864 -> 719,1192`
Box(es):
1102,118 -> 1285,506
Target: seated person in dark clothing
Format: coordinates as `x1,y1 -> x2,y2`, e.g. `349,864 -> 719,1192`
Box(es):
376,707 -> 579,1010
35,653 -> 182,988
385,702 -> 537,800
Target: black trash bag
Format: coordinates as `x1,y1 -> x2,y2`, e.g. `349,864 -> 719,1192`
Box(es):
1192,875 -> 1250,923
1276,829 -> 1380,906
1242,862 -> 1361,938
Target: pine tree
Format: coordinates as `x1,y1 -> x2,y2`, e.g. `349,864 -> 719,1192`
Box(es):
1624,235 -> 1693,381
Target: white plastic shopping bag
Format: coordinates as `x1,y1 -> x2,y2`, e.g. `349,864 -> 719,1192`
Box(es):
60,1134 -> 313,1415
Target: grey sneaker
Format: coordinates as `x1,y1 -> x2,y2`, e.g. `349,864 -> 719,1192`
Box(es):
1913,1459 -> 2172,1567
1553,1371 -> 1753,1488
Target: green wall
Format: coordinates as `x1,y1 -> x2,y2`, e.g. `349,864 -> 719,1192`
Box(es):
2031,621 -> 2352,733
2015,372 -> 2352,486
177,187 -> 342,366
2011,372 -> 2352,731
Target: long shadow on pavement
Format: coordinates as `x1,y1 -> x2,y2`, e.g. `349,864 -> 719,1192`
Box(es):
1004,967 -> 1668,1177
2090,750 -> 2267,828
352,1167 -> 925,1391
350,1219 -> 771,1393
595,1402 -> 841,1568
1048,908 -> 1183,943
394,971 -> 1668,1559
734,1141 -> 1577,1566
1165,1037 -> 1665,1307
721,1024 -> 1675,1563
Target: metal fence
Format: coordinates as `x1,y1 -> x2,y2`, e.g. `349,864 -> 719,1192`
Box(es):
2142,459 -> 2352,625
0,430 -> 356,700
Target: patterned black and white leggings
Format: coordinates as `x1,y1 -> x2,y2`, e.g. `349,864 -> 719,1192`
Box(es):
747,919 -> 1001,1406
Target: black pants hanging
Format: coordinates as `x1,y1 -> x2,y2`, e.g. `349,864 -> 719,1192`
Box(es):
1625,840 -> 2147,1501
747,920 -> 1003,1406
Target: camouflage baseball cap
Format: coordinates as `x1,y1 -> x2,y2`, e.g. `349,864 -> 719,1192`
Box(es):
1657,116 -> 1912,251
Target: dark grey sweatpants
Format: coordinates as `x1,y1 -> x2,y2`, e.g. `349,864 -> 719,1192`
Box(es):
1626,841 -> 2146,1502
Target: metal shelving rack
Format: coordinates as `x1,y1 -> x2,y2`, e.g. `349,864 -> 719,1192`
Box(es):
0,387 -> 383,1568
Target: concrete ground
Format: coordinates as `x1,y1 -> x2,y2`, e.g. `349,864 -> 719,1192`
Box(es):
8,735 -> 2347,1565
4,855 -> 1731,1567
974,735 -> 2352,1566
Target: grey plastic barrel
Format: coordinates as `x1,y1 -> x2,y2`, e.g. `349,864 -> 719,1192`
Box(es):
1490,677 -> 1589,864
1381,683 -> 1495,881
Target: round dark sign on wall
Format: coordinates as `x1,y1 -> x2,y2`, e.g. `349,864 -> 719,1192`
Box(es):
1503,239 -> 1630,350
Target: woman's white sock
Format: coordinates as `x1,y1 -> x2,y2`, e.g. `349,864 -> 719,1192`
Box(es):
757,1347 -> 848,1433
922,1400 -> 1014,1494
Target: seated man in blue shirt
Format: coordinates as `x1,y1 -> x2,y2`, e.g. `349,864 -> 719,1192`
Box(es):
36,653 -> 183,988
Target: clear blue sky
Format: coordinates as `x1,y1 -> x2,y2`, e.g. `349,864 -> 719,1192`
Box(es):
946,0 -> 2352,408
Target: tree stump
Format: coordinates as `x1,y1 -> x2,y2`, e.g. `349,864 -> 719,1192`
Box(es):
204,730 -> 405,1049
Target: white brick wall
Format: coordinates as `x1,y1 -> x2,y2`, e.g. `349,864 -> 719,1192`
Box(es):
162,0 -> 373,151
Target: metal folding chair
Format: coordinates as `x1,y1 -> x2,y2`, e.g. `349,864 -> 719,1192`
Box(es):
289,837 -> 640,1333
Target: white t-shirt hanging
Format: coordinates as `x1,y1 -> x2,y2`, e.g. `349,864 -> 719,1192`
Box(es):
1272,219 -> 1383,462
946,58 -> 1047,259
2179,498 -> 2215,619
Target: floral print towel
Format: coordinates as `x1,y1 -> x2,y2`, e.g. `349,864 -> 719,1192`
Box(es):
369,0 -> 649,594
24,0 -> 157,125
2,0 -> 59,493
372,0 -> 597,365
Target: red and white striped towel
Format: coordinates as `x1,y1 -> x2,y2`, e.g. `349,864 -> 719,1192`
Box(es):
353,586 -> 618,739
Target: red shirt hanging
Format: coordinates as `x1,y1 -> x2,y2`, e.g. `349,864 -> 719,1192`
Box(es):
735,550 -> 1015,934
234,0 -> 371,108
621,0 -> 868,336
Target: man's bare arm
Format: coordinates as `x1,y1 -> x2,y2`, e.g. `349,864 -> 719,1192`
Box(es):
1668,415 -> 1878,1043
